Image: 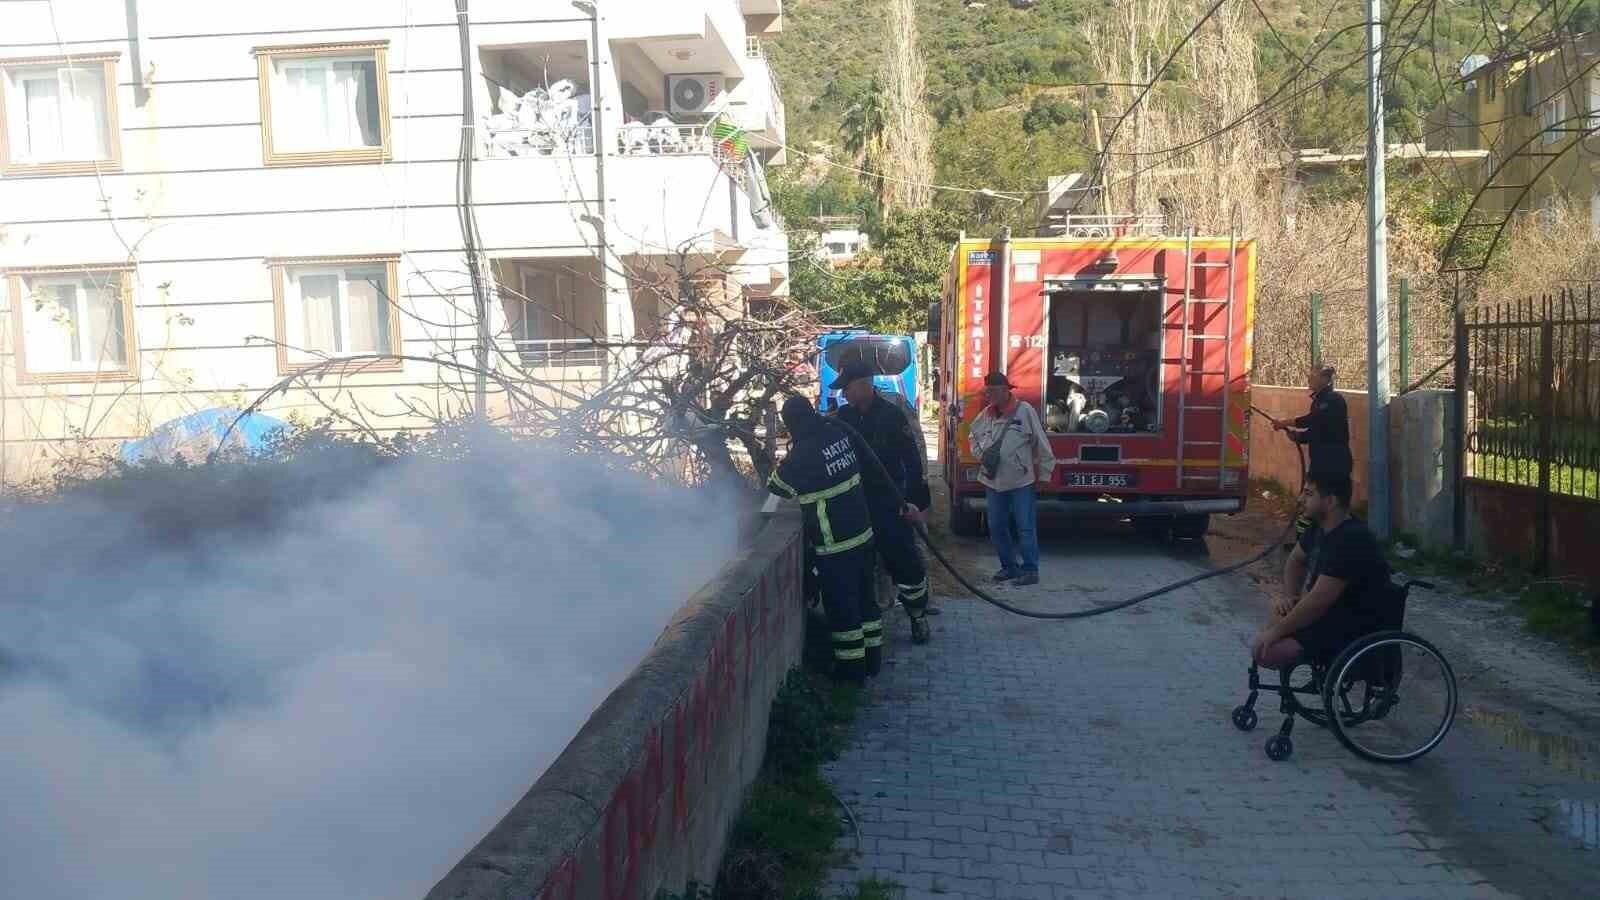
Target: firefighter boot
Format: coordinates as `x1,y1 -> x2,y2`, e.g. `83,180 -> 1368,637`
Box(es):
910,614 -> 931,645
834,657 -> 867,686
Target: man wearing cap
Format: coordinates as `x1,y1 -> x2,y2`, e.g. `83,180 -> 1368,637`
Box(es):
831,362 -> 936,645
969,371 -> 1056,586
768,395 -> 881,684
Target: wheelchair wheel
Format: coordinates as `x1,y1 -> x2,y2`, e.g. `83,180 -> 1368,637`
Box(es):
1322,631 -> 1457,763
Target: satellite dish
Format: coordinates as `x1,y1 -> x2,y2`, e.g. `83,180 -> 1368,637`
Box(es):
1459,54 -> 1491,79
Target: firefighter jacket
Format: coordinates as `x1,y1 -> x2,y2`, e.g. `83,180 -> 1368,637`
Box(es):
768,420 -> 875,557
1292,385 -> 1353,477
834,391 -> 932,513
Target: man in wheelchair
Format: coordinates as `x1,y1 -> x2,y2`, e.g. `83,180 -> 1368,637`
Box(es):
1251,472 -> 1391,670
1237,473 -> 1457,762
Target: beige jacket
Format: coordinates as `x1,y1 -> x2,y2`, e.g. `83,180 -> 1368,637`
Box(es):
969,400 -> 1056,491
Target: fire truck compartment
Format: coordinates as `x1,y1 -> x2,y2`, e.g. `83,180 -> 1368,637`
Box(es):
1042,282 -> 1164,436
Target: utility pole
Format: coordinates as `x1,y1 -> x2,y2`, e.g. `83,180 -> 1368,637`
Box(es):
1365,0 -> 1392,539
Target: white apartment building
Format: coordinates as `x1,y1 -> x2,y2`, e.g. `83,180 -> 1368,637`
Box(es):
815,219 -> 869,264
0,0 -> 788,481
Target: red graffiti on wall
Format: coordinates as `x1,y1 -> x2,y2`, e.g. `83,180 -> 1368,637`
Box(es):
537,534 -> 800,900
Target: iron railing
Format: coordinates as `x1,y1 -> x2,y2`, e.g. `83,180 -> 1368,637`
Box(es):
514,338 -> 606,367
1039,213 -> 1167,238
1462,289 -> 1600,502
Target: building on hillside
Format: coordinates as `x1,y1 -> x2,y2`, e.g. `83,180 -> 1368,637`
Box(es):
0,0 -> 788,482
814,217 -> 870,265
1034,143 -> 1487,237
1431,33 -> 1600,227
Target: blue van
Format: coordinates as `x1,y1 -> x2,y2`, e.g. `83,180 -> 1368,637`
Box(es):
816,331 -> 919,413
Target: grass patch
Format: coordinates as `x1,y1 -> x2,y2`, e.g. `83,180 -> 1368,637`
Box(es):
661,615 -> 894,900
1515,582 -> 1600,652
1388,540 -> 1599,665
1469,453 -> 1600,498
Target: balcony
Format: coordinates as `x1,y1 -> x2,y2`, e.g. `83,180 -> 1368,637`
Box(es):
494,258 -> 606,373
479,41 -> 597,159
727,43 -> 787,153
607,2 -> 747,79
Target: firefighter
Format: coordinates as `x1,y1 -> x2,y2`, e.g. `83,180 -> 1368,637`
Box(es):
768,395 -> 882,683
829,363 -> 935,645
1274,363 -> 1352,538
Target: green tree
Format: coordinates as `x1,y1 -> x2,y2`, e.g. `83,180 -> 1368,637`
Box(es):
839,78 -> 889,205
789,208 -> 960,334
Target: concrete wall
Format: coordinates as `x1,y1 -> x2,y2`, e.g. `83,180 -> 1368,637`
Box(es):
1251,384 -> 1600,581
426,508 -> 805,900
1247,385 -> 1385,505
1248,385 -> 1455,546
1467,480 -> 1600,584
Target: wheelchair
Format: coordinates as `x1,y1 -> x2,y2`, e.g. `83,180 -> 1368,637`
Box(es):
1232,580 -> 1459,763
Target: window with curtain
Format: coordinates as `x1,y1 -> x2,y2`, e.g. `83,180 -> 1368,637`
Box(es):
1589,74 -> 1600,130
280,263 -> 394,365
14,270 -> 132,378
1541,93 -> 1567,144
516,269 -> 579,342
257,44 -> 389,164
1,57 -> 117,172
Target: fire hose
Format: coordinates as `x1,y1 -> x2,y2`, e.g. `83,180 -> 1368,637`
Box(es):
681,404 -> 1305,620
828,411 -> 1305,621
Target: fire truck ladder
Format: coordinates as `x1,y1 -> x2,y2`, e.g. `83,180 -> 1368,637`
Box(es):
1175,229 -> 1237,489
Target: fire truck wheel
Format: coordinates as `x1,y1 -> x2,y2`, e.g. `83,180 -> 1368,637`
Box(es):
1172,513 -> 1211,541
949,494 -> 984,537
1133,516 -> 1172,541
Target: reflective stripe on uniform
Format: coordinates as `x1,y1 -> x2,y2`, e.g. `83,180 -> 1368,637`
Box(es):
862,619 -> 883,648
815,527 -> 873,556
835,646 -> 867,661
768,470 -> 798,498
797,472 -> 862,505
817,497 -> 835,546
897,579 -> 929,601
832,628 -> 865,643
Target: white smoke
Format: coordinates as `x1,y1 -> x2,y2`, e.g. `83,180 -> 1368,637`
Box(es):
0,433 -> 742,900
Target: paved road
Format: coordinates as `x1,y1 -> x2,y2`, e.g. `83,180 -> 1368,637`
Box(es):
824,498 -> 1598,898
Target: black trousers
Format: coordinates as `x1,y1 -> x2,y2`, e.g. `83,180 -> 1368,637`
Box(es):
869,507 -> 930,618
813,543 -> 882,681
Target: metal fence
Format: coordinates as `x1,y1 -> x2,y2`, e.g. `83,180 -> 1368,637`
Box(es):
1461,289 -> 1600,501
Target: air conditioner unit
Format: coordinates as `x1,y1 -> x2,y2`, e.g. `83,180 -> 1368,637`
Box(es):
668,74 -> 724,116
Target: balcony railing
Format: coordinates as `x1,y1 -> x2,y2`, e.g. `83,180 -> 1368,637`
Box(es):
1039,214 -> 1168,238
617,122 -> 723,158
514,338 -> 606,367
485,124 -> 596,158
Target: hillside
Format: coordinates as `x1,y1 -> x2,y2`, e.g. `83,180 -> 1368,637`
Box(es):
768,0 -> 1570,225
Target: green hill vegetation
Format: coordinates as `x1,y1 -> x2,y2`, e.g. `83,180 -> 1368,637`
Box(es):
767,0 -> 1594,331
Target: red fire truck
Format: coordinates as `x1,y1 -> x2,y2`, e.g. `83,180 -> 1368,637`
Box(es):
933,231 -> 1256,538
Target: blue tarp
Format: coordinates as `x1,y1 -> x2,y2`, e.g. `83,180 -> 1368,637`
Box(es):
119,408 -> 288,465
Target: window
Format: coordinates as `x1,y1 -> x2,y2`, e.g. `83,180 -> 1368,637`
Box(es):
270,256 -> 401,373
0,53 -> 120,175
6,266 -> 136,382
1589,74 -> 1600,131
1485,73 -> 1497,103
255,42 -> 389,165
510,269 -> 582,342
1541,92 -> 1568,144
